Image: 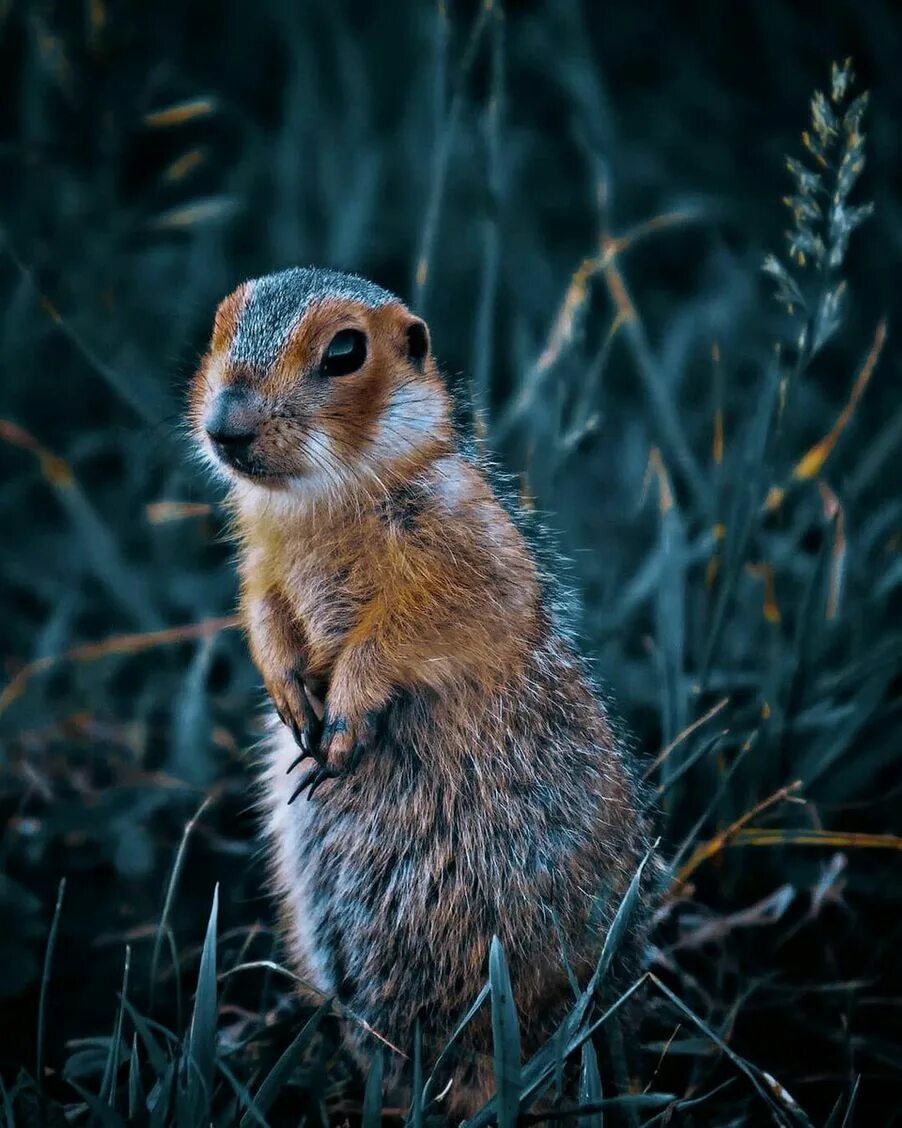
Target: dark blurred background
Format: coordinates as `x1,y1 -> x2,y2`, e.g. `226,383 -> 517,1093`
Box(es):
1,1 -> 900,1124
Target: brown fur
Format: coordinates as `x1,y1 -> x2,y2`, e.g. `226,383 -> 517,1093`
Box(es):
189,268 -> 656,1119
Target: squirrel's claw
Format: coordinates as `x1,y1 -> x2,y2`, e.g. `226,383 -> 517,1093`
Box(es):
284,712 -> 372,803
276,678 -> 325,767
284,706 -> 378,802
287,762 -> 342,804
285,744 -> 316,774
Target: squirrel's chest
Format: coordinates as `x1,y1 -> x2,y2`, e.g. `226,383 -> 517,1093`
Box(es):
278,541 -> 373,664
294,570 -> 356,660
239,545 -> 352,673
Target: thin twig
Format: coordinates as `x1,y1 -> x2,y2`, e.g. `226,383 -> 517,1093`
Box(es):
672,780 -> 804,892
494,201 -> 705,496
731,828 -> 902,851
0,233 -> 163,422
412,0 -> 493,310
764,318 -> 887,512
220,959 -> 409,1059
471,1 -> 505,424
149,795 -> 215,1009
0,615 -> 240,717
644,697 -> 729,779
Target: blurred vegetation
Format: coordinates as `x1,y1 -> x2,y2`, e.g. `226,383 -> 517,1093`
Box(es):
1,0 -> 901,1124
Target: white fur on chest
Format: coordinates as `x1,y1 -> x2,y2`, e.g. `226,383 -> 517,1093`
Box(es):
261,717 -> 336,993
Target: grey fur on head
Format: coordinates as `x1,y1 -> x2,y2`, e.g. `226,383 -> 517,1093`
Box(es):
231,266 -> 400,370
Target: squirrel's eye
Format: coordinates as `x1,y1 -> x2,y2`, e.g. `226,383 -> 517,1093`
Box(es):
321,329 -> 367,377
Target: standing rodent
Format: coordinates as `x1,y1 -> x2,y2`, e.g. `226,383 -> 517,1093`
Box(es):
190,266 -> 657,1117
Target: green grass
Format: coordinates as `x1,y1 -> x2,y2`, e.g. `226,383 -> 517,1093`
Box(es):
1,1 -> 900,1124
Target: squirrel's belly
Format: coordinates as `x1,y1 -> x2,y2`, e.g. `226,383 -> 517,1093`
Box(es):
261,705 -> 615,1042
262,720 -> 340,997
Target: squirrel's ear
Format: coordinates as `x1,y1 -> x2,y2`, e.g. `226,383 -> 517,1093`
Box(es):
405,318 -> 430,365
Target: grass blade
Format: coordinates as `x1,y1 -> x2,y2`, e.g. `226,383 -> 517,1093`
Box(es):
147,1061 -> 175,1128
185,884 -> 219,1112
551,1021 -> 566,1105
489,936 -> 522,1128
466,980 -> 650,1128
422,982 -> 490,1108
406,1017 -> 424,1128
150,796 -> 212,1008
362,1048 -> 384,1128
469,849 -> 656,1128
240,1001 -> 329,1128
521,979 -> 648,1115
121,999 -> 168,1075
529,1094 -> 677,1122
701,356 -> 782,681
100,945 -> 131,1107
605,1022 -> 639,1128
839,1077 -> 860,1128
649,975 -> 793,1126
220,1058 -> 268,1128
36,877 -> 65,1093
653,731 -> 726,803
825,1073 -> 861,1128
127,1035 -> 143,1122
0,1075 -> 15,1128
653,465 -> 688,759
412,1 -> 492,310
579,1041 -> 603,1128
571,845 -> 656,1033
67,1080 -> 126,1127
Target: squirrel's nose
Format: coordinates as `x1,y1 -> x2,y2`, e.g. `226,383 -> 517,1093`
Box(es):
204,387 -> 260,456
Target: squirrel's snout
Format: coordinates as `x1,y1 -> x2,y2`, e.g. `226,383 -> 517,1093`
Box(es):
205,387 -> 261,468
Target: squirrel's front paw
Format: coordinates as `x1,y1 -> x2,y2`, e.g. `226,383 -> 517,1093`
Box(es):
286,710 -> 372,803
269,672 -> 324,765
320,712 -> 371,775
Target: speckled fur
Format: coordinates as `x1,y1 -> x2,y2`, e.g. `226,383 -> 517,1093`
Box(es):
189,266 -> 657,1118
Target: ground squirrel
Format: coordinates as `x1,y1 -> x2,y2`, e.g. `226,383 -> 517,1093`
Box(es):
189,266 -> 657,1117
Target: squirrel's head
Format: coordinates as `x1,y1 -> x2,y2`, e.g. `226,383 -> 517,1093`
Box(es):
190,267 -> 453,499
